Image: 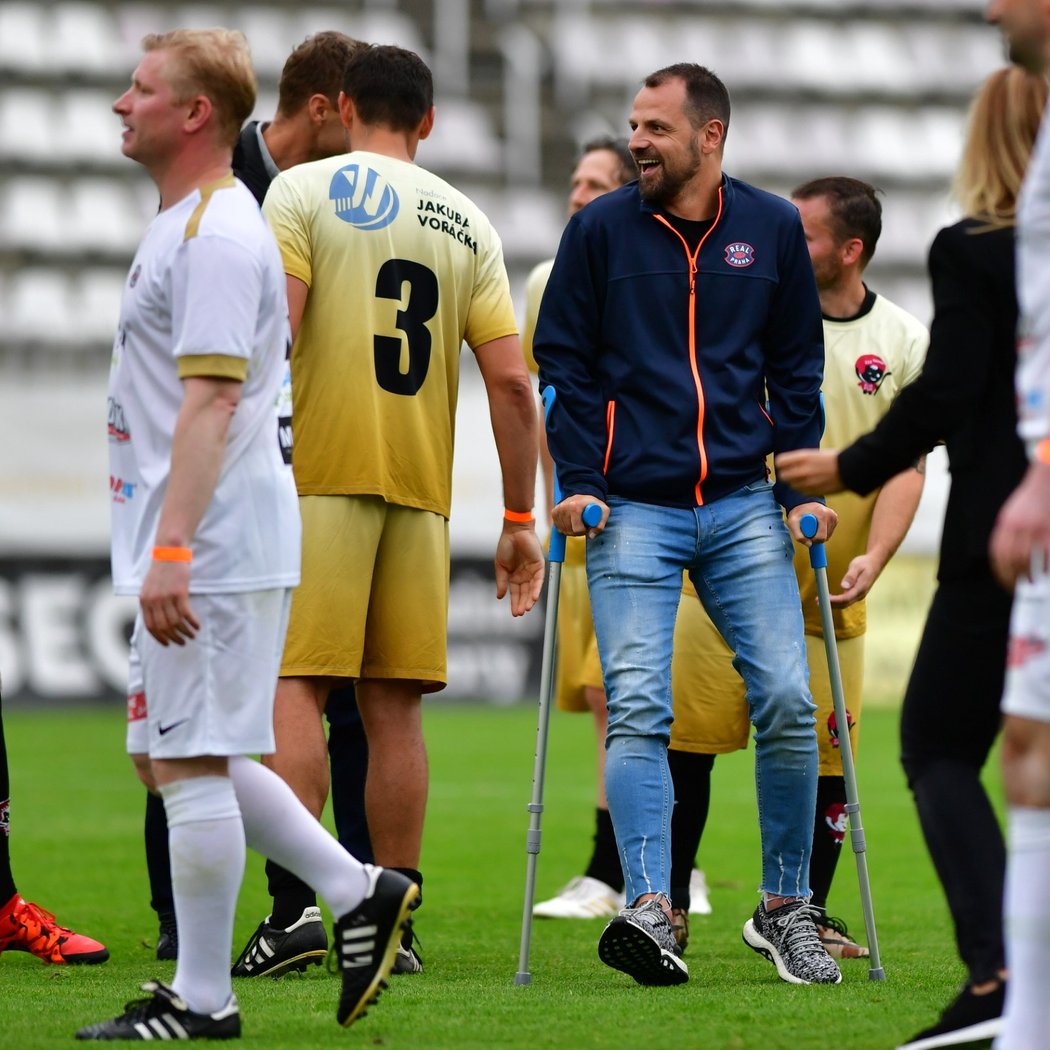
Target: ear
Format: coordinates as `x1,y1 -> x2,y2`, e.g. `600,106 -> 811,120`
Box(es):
841,237 -> 865,267
700,118 -> 725,156
417,105 -> 435,142
184,93 -> 213,135
338,90 -> 353,131
306,92 -> 331,126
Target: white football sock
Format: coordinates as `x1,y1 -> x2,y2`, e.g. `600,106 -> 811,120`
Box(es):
999,806 -> 1050,1050
159,775 -> 243,1016
228,756 -> 368,918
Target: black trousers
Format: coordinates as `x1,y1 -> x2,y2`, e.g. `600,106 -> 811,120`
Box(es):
899,570 -> 1011,986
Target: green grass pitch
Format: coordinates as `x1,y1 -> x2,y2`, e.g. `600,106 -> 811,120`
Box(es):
2,687 -> 998,1048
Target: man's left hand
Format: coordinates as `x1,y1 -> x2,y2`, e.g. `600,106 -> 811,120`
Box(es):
787,501 -> 838,545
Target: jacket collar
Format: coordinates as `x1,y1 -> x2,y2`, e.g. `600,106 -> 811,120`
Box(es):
636,171 -> 733,219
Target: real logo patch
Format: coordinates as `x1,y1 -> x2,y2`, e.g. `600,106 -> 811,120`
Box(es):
724,242 -> 755,267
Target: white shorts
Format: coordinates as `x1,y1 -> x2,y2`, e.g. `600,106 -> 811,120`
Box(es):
1001,571 -> 1050,724
126,643 -> 147,756
126,589 -> 291,760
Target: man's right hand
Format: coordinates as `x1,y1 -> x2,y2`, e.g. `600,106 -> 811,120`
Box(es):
552,495 -> 609,539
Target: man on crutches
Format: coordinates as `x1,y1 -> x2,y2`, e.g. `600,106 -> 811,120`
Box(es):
534,62 -> 841,988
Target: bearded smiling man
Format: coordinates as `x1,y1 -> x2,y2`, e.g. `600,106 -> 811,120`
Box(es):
533,62 -> 842,988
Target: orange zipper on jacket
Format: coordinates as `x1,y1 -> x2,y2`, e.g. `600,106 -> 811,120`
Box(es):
603,400 -> 616,474
653,186 -> 724,505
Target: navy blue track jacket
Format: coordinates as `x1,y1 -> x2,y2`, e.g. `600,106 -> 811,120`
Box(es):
534,174 -> 825,512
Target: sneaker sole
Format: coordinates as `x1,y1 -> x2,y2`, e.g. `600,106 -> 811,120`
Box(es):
532,901 -> 620,920
235,948 -> 327,979
741,919 -> 842,986
895,1017 -> 1002,1050
339,882 -> 421,1028
597,918 -> 688,986
5,942 -> 110,965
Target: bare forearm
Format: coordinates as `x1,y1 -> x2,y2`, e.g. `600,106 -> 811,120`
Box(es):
864,461 -> 925,571
490,379 -> 539,511
476,335 -> 539,512
154,378 -> 240,547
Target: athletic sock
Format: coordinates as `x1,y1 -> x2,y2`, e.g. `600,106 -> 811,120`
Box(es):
0,698 -> 15,904
583,808 -> 623,892
228,756 -> 367,920
390,867 -> 423,907
144,790 -> 174,921
1001,806 -> 1050,1044
809,775 -> 846,915
667,749 -> 714,911
266,861 -> 317,930
159,776 -> 242,1017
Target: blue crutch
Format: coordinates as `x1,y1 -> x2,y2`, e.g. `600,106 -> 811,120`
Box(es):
800,512 -> 886,981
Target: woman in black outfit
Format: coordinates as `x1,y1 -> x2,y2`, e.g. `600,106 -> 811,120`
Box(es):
777,66 -> 1048,1050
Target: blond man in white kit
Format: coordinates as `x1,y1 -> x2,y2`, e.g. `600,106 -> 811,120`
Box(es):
77,29 -> 417,1041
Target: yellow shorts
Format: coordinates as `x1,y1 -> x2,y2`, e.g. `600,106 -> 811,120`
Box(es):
281,494 -> 449,690
554,538 -> 603,712
670,589 -> 864,776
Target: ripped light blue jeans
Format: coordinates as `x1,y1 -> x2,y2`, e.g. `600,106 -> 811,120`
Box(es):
586,482 -> 818,904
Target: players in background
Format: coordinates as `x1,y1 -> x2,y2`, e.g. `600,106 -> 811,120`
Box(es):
254,44 -> 543,971
0,685 -> 108,965
80,29 -> 416,1039
668,177 -> 927,954
780,64 -> 1048,1049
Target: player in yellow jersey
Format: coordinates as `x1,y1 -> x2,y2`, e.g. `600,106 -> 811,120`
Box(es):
258,45 -> 544,961
667,177 -> 928,955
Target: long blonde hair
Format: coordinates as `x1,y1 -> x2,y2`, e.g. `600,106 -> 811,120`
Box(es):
954,66 -> 1049,227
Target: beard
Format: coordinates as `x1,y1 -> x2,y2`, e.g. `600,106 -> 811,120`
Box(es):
637,139 -> 702,206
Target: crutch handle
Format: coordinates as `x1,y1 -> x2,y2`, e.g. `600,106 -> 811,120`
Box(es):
541,386 -> 604,559
799,512 -> 828,569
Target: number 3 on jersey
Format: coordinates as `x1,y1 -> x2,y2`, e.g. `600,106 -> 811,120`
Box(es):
374,258 -> 439,395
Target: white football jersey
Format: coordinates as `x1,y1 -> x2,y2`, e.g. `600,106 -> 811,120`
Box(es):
109,175 -> 300,594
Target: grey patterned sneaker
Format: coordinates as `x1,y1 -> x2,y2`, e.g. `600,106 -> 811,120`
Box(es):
597,894 -> 689,986
742,900 -> 842,985
75,980 -> 240,1040
231,906 -> 327,978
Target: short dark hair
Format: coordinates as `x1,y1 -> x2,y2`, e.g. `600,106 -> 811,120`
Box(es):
342,45 -> 433,132
276,31 -> 366,115
792,176 -> 883,267
582,135 -> 636,185
644,63 -> 730,140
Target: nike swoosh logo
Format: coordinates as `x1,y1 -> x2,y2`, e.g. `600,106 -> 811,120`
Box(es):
158,719 -> 189,736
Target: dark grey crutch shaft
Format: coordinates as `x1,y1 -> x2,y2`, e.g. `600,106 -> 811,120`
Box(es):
800,513 -> 886,981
